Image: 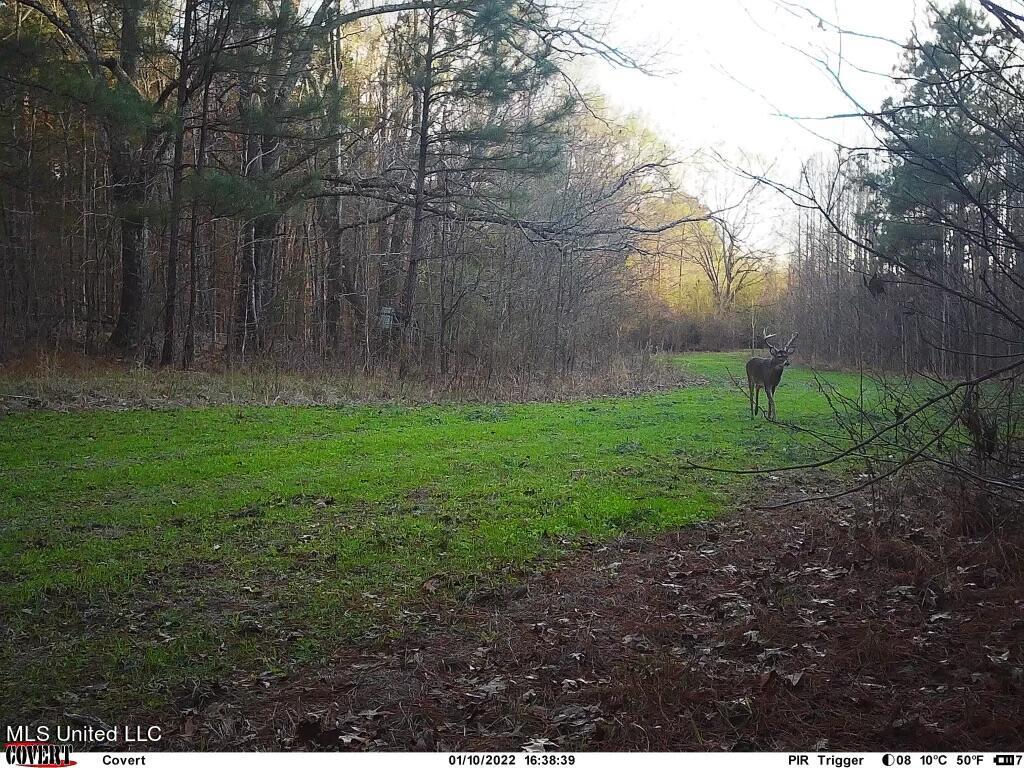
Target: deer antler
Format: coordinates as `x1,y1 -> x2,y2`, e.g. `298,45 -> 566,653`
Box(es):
785,332 -> 799,351
762,327 -> 778,353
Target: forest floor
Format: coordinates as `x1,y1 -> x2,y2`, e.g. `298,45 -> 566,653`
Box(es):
2,353 -> 1021,750
231,477 -> 1024,751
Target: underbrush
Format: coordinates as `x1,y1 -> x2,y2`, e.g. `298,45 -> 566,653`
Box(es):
0,347 -> 693,413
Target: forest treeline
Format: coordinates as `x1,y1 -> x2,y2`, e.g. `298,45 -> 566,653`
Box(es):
0,0 -> 711,376
778,2 -> 1024,384
4,0 -> 1024,395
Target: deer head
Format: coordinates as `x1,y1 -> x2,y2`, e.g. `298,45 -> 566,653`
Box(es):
762,328 -> 799,367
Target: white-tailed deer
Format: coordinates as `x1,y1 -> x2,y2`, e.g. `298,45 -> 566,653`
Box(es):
746,329 -> 798,421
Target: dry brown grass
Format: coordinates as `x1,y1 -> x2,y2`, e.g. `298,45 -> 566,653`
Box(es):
0,347 -> 693,413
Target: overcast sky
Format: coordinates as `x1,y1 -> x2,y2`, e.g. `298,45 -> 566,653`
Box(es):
579,0 -> 928,245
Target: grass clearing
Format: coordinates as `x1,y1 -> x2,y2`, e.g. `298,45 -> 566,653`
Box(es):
1,352 -> 871,722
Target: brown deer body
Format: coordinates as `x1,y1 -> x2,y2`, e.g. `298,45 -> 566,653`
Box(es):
746,330 -> 798,421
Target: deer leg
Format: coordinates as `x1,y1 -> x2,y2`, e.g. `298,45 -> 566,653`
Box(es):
754,385 -> 761,416
766,387 -> 776,421
748,379 -> 755,417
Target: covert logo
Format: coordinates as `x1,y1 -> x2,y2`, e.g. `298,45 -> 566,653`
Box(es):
4,742 -> 75,768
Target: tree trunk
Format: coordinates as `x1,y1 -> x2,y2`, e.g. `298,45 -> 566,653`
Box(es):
398,4 -> 436,350
161,0 -> 196,365
108,142 -> 147,350
183,50 -> 214,369
108,0 -> 147,351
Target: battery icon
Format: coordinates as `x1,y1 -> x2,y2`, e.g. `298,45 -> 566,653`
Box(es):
995,757 -> 1017,766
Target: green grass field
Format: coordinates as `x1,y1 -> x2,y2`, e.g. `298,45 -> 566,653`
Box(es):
0,352 -> 871,720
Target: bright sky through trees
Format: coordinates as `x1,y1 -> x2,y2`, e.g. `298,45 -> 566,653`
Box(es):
586,0 -> 923,245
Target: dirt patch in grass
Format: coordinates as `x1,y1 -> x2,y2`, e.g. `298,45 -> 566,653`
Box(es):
163,472 -> 1024,751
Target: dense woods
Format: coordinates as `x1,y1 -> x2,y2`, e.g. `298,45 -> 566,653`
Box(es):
0,0 -> 703,376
